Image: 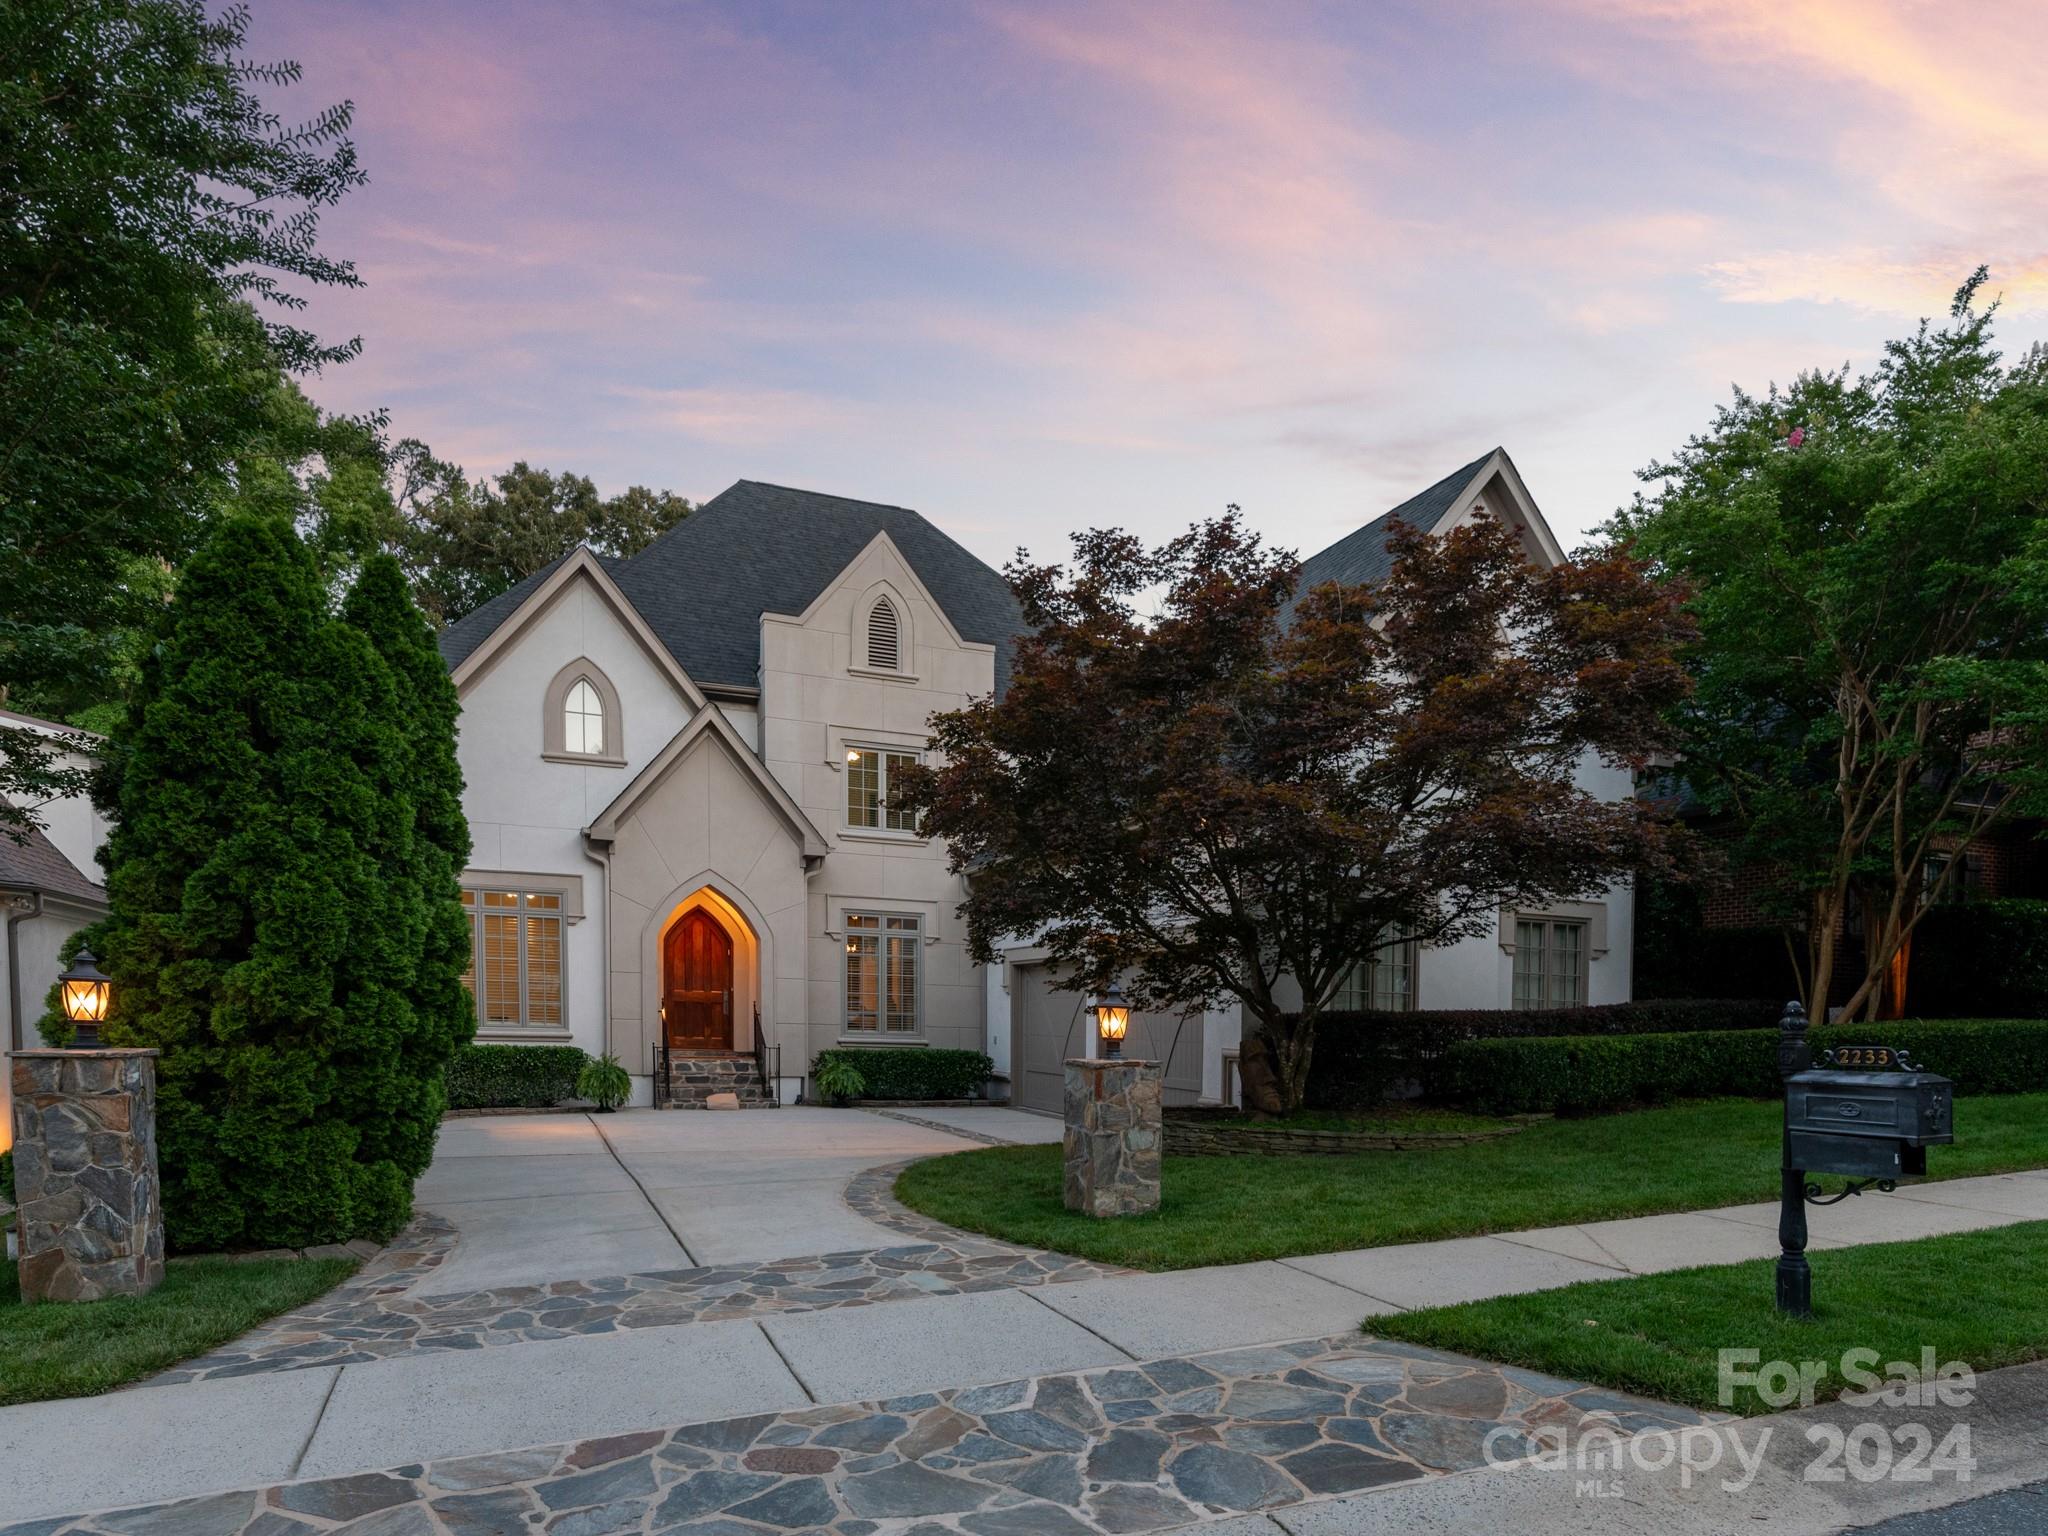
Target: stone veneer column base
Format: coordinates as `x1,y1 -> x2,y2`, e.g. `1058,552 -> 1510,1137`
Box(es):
7,1048 -> 166,1302
1062,1057 -> 1163,1217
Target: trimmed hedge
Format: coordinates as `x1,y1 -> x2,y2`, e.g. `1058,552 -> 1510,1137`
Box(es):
1433,1018 -> 2048,1117
446,1044 -> 590,1110
1306,998 -> 1783,1109
811,1047 -> 994,1101
1910,901 -> 2048,1019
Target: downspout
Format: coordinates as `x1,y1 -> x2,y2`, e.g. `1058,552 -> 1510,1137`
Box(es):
5,888 -> 41,1057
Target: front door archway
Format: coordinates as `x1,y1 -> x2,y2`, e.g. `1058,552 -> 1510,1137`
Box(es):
663,908 -> 734,1049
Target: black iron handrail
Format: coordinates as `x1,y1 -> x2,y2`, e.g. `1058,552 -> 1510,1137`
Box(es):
652,1033 -> 671,1109
751,1003 -> 781,1108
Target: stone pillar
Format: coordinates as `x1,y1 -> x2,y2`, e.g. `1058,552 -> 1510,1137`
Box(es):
1063,1057 -> 1163,1217
7,1049 -> 165,1302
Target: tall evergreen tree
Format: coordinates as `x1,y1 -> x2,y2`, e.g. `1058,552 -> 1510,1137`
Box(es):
340,555 -> 475,1180
85,515 -> 418,1249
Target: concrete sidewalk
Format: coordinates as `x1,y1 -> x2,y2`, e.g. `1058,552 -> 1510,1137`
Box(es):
4,1167 -> 2043,1520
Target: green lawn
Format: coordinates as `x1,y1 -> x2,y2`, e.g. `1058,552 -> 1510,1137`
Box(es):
896,1093 -> 2048,1270
0,1252 -> 356,1405
1374,1220 -> 2048,1414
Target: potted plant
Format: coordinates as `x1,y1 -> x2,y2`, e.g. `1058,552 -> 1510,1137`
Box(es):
577,1052 -> 633,1112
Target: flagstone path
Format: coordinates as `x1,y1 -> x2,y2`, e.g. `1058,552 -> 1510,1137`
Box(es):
10,1334 -> 1718,1536
150,1165 -> 1120,1386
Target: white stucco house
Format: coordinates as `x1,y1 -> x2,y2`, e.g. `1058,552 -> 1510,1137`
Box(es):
439,455 -> 1636,1113
0,710 -> 111,1154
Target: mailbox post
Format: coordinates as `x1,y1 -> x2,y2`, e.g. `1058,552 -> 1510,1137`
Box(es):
1775,1001 -> 1814,1317
1774,1000 -> 1955,1318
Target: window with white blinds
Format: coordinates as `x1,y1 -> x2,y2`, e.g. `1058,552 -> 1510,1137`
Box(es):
866,597 -> 901,670
844,912 -> 920,1034
458,889 -> 565,1030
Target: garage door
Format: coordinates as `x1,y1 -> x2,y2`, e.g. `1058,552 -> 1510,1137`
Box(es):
1010,964 -> 1205,1115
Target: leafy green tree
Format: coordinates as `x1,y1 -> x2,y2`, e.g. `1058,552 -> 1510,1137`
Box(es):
392,457 -> 693,623
897,512 -> 1692,1112
81,515 -> 421,1249
1,0 -> 362,834
340,555 -> 475,1177
1610,271 -> 2048,1019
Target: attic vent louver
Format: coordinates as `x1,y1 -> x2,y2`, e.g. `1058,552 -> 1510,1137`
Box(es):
867,597 -> 900,670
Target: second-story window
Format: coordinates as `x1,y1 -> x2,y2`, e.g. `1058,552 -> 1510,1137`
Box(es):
563,678 -> 606,755
846,746 -> 919,831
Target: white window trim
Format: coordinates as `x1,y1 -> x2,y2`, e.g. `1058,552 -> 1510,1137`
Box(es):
837,907 -> 926,1041
840,741 -> 926,840
460,881 -> 573,1039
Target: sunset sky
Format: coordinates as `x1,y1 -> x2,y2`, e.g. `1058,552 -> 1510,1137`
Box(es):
248,0 -> 2048,566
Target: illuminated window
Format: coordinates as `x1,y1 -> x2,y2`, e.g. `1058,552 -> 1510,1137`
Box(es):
458,889 -> 565,1030
844,912 -> 920,1034
845,746 -> 920,832
1513,918 -> 1586,1009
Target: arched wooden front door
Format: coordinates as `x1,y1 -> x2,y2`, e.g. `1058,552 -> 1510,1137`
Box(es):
662,909 -> 734,1049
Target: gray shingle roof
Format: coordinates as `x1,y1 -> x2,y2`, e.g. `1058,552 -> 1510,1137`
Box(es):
1295,449 -> 1498,591
438,481 -> 1022,694
0,822 -> 105,905
438,550 -> 615,670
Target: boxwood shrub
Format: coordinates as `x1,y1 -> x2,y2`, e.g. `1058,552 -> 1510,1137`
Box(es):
810,1047 -> 994,1101
1432,1018 -> 2048,1116
1306,997 -> 1783,1108
446,1044 -> 590,1110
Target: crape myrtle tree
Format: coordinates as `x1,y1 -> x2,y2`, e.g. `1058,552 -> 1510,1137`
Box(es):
74,516 -> 451,1249
1608,271 -> 2048,1020
895,511 -> 1693,1113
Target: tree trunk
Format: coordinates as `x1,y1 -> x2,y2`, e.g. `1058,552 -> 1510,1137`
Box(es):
1244,1012 -> 1315,1115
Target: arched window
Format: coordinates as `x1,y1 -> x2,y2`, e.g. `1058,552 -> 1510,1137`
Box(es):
564,679 -> 605,755
867,596 -> 901,671
542,658 -> 625,766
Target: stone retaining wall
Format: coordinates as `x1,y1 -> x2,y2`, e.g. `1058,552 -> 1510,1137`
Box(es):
1162,1117 -> 1522,1157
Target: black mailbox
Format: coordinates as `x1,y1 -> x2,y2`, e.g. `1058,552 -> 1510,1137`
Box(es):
1786,1064 -> 1953,1179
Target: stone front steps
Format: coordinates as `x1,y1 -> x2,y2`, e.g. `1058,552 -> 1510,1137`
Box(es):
663,1050 -> 772,1108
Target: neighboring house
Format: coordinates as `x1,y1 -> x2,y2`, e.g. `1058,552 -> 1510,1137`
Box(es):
844,450 -> 1632,1116
0,711 -> 110,1155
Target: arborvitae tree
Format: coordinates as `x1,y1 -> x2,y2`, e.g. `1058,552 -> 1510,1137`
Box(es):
340,555 -> 475,1180
88,515 -> 418,1249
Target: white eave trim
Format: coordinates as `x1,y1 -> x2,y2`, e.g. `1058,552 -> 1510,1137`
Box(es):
448,548 -> 709,712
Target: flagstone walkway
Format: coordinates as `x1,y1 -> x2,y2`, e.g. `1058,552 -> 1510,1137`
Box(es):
7,1334 -> 1718,1536
149,1165 -> 1120,1386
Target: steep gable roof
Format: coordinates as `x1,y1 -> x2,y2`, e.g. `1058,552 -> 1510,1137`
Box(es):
436,482 -> 1022,693
1295,449 -> 1500,591
612,481 -> 1020,692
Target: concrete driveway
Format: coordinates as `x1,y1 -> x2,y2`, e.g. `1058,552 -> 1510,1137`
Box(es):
412,1105 -> 1043,1293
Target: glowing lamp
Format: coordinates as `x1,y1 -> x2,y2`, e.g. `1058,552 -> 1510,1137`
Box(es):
59,947 -> 112,1047
1090,984 -> 1131,1060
